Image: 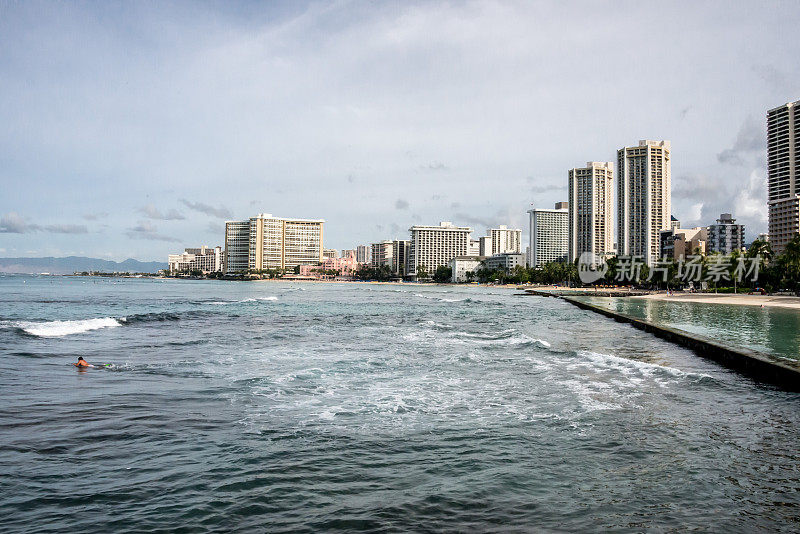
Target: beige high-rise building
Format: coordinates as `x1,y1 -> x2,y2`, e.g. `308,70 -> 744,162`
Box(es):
767,100 -> 800,255
408,222 -> 472,278
224,213 -> 324,273
568,161 -> 613,262
489,226 -> 522,255
617,140 -> 671,265
371,241 -> 393,268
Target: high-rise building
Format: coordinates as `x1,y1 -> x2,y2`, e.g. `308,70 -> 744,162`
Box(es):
408,222 -> 472,278
767,100 -> 800,255
479,236 -> 493,256
224,221 -> 251,273
568,161 -> 613,262
671,216 -> 681,232
391,239 -> 410,277
224,213 -> 324,273
489,225 -> 522,255
707,213 -> 745,254
371,241 -> 393,268
617,140 -> 672,265
340,249 -> 356,260
323,249 -> 338,259
356,245 -> 372,264
168,246 -> 223,274
528,203 -> 569,268
469,239 -> 480,256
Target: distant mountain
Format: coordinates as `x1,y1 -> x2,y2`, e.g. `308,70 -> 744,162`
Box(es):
0,256 -> 166,274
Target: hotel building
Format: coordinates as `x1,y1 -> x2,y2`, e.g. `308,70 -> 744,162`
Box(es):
484,253 -> 525,271
568,161 -> 614,262
224,213 -> 324,273
392,240 -> 410,277
224,221 -> 251,273
528,203 -> 569,268
489,226 -> 522,255
767,100 -> 800,255
659,227 -> 707,260
168,246 -> 223,274
479,236 -> 493,256
449,256 -> 483,283
371,241 -> 393,268
356,245 -> 372,264
707,213 -> 745,254
408,222 -> 472,278
617,140 -> 672,265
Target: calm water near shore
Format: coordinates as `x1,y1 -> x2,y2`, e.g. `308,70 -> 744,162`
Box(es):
579,296 -> 800,361
1,275 -> 799,532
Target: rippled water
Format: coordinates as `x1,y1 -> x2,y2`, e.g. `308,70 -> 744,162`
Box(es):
1,275 -> 799,532
580,296 -> 800,360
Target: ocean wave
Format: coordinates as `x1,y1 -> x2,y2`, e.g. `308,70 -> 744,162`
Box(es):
419,320 -> 454,330
209,296 -> 278,305
576,351 -> 713,383
414,293 -> 473,303
17,317 -> 121,337
120,312 -> 183,324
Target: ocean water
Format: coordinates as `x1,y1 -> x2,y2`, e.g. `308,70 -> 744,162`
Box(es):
580,296 -> 800,360
1,275 -> 799,532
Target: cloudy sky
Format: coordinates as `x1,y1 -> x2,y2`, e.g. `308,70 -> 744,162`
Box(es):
1,1 -> 798,260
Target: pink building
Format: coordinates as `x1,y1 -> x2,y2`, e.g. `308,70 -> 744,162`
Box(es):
299,252 -> 359,280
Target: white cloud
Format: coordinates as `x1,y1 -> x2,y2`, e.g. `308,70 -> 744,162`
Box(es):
0,1 -> 797,255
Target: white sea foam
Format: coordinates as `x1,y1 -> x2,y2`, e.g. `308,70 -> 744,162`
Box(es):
415,293 -> 469,303
579,351 -> 685,377
241,296 -> 279,303
19,317 -> 121,337
420,319 -> 453,329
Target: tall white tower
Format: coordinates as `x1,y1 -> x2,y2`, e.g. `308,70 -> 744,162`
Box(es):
617,140 -> 671,265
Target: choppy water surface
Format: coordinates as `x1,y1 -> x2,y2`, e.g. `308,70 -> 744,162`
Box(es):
1,275 -> 799,532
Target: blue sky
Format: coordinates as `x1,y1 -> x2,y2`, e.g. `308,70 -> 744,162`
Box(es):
1,1 -> 798,261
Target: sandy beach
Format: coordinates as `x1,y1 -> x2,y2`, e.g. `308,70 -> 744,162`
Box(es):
634,292 -> 800,310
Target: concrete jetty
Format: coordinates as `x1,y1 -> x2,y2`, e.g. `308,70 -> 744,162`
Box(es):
556,295 -> 800,391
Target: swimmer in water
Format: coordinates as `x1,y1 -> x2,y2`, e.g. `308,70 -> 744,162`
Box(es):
74,357 -> 94,368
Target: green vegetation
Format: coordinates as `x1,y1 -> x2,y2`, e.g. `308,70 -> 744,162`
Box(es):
354,264 -> 394,281
432,265 -> 452,283
469,261 -> 576,285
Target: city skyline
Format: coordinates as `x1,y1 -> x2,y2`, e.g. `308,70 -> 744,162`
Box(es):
1,2 -> 799,261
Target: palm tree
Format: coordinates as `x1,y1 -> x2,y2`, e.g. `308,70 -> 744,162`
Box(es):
776,234 -> 800,292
